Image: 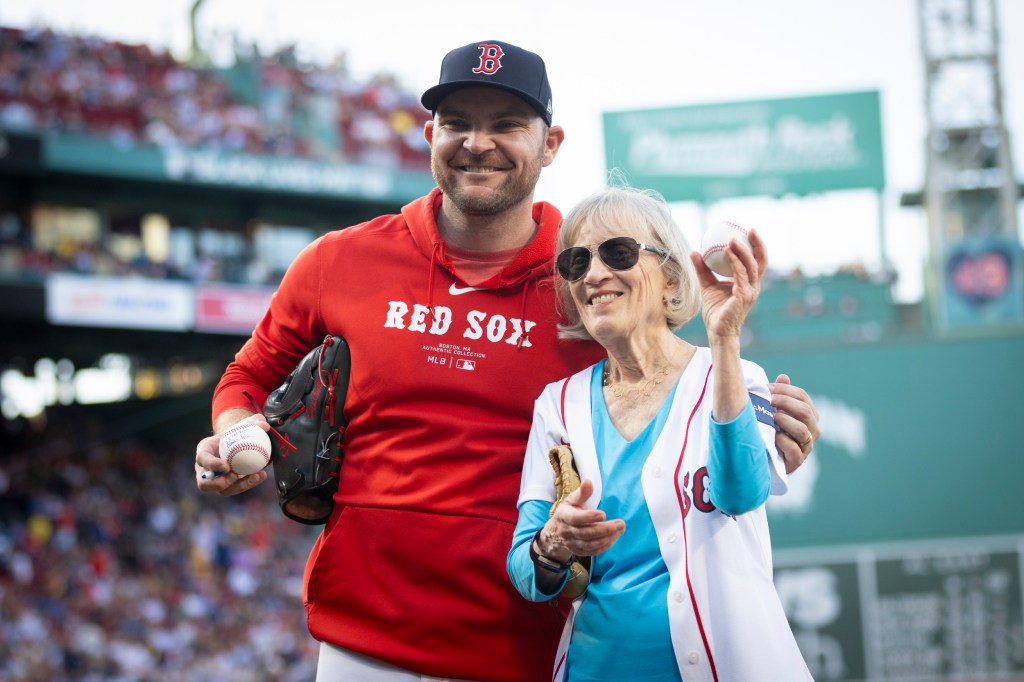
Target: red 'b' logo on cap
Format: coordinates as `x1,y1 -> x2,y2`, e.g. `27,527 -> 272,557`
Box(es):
472,43 -> 504,74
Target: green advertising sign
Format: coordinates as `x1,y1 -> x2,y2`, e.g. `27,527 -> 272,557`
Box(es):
41,133 -> 437,204
603,91 -> 885,202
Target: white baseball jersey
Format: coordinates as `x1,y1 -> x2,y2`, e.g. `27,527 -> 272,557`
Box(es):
518,347 -> 813,682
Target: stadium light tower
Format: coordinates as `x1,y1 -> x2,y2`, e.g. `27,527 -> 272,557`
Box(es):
189,0 -> 210,66
916,0 -> 1021,328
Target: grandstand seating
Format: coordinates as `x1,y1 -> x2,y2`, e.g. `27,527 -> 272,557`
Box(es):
0,405 -> 321,681
0,25 -> 430,169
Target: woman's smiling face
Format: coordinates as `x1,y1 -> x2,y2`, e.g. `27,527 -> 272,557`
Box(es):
567,221 -> 673,346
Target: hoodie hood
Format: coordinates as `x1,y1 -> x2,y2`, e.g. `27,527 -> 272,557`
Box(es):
401,187 -> 561,290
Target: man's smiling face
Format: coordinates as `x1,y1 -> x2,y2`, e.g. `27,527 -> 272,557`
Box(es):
425,87 -> 551,217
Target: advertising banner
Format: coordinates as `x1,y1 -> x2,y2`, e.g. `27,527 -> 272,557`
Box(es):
45,273 -> 193,331
195,284 -> 275,335
603,91 -> 885,202
42,133 -> 436,203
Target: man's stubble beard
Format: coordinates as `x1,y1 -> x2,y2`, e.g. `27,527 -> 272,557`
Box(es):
432,148 -> 545,217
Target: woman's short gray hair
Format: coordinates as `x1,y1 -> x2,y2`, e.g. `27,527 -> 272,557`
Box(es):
555,184 -> 701,341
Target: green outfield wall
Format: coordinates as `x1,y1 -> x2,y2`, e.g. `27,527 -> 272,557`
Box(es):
739,331 -> 1024,680
746,331 -> 1024,547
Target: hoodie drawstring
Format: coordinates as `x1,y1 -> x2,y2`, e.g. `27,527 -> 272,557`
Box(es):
427,242 -> 441,322
517,284 -> 531,350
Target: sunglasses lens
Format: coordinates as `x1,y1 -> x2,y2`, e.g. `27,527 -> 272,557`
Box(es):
598,238 -> 640,271
556,247 -> 592,281
556,238 -> 648,281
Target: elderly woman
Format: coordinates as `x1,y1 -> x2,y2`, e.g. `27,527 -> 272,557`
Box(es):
507,186 -> 813,681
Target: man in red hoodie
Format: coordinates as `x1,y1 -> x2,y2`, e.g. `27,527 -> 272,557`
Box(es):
195,40 -> 821,682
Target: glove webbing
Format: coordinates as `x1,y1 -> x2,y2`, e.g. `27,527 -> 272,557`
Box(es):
316,339 -> 344,478
243,389 -> 298,456
319,349 -> 339,428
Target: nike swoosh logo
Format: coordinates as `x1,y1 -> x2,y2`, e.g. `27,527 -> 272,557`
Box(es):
449,283 -> 485,296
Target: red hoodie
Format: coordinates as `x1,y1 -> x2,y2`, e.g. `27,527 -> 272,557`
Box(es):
213,188 -> 603,681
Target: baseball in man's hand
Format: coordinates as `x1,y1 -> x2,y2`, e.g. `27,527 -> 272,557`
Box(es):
218,423 -> 272,475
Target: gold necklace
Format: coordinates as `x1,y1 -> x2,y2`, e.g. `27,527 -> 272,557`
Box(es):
603,362 -> 671,406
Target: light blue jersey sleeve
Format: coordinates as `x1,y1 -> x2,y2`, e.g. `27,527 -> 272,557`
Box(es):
708,401 -> 771,516
507,499 -> 568,601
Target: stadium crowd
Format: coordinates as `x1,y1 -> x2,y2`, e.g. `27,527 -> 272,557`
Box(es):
0,219 -> 271,287
0,408 -> 321,681
0,229 -> 193,284
0,24 -> 430,168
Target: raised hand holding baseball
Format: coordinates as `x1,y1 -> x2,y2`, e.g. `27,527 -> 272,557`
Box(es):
701,221 -> 753,277
690,224 -> 766,341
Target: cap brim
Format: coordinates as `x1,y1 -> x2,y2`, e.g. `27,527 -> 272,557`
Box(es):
420,81 -> 550,124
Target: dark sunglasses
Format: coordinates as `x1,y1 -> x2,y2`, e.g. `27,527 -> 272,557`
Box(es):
555,237 -> 669,282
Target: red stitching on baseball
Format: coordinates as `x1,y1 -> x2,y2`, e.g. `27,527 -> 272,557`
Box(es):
721,221 -> 749,236
227,444 -> 269,458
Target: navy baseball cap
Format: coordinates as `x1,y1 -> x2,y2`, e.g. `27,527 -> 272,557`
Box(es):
421,40 -> 553,125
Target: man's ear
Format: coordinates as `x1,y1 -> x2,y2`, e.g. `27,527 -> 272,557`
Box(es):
424,119 -> 434,146
542,125 -> 565,167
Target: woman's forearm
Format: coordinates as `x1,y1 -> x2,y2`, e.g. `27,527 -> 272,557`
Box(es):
709,334 -> 747,422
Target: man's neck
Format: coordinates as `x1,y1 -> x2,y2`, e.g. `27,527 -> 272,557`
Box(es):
436,196 -> 539,252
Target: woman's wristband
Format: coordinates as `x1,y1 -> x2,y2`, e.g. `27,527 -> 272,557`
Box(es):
529,528 -> 574,573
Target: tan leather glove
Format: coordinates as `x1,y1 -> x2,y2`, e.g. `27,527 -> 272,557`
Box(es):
547,445 -> 590,600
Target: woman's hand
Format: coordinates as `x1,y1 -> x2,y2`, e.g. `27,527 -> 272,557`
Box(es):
538,480 -> 625,561
689,229 -> 767,342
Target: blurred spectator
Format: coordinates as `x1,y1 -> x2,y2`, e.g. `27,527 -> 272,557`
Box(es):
0,408 -> 320,681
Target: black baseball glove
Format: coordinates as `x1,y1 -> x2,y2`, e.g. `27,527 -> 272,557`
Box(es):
262,335 -> 350,525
